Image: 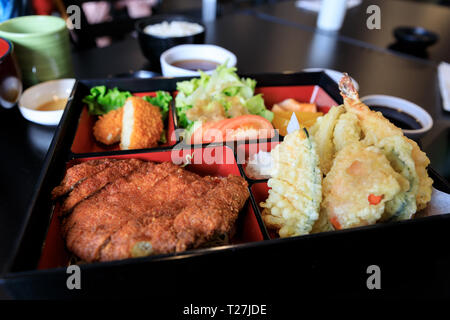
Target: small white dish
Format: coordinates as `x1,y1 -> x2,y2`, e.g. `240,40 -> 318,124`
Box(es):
19,78 -> 75,126
160,44 -> 237,77
303,68 -> 359,91
361,94 -> 433,140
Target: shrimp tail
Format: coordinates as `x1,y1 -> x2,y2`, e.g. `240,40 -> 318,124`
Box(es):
339,73 -> 359,101
339,73 -> 371,115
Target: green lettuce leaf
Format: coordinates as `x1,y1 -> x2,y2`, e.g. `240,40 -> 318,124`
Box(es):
83,86 -> 172,121
245,94 -> 273,122
142,91 -> 172,121
83,86 -> 132,115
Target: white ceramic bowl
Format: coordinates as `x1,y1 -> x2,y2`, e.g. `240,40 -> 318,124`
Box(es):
160,44 -> 237,77
19,78 -> 76,126
361,94 -> 433,139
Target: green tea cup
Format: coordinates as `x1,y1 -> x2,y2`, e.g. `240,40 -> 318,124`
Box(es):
0,15 -> 73,87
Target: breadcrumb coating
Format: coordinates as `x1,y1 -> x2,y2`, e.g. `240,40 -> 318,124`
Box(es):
53,160 -> 249,262
120,97 -> 164,150
93,108 -> 123,145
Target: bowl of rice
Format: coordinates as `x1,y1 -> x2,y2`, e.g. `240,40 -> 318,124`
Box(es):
136,15 -> 205,69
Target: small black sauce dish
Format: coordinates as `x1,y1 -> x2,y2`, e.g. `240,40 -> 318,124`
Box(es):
393,26 -> 438,50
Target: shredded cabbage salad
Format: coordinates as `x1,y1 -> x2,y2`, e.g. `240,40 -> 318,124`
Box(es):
175,64 -> 273,136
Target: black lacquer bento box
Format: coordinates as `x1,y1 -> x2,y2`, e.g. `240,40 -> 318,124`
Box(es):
2,72 -> 450,299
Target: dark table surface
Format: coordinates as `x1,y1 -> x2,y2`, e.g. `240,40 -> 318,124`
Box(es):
251,0 -> 450,63
1,5 -> 450,298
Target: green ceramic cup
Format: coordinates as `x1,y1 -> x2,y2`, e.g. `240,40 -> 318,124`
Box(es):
0,15 -> 73,87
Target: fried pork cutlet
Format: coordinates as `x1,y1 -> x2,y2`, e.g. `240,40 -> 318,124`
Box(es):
93,107 -> 123,145
120,97 -> 164,150
61,159 -> 142,213
52,160 -> 249,262
51,159 -> 118,199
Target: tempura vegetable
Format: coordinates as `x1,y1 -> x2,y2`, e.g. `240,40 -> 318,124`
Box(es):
377,136 -> 419,221
322,142 -> 406,229
261,129 -> 322,237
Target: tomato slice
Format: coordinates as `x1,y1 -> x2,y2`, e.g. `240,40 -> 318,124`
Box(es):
190,120 -> 227,144
191,115 -> 274,144
220,115 -> 274,141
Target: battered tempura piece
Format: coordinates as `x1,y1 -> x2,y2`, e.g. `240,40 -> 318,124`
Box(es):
332,112 -> 361,153
52,160 -> 249,262
322,142 -> 407,229
377,136 -> 419,221
261,129 -> 322,237
339,74 -> 433,210
120,97 -> 164,150
309,105 -> 345,175
93,108 -> 123,145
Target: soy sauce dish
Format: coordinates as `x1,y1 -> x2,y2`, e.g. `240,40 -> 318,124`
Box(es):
160,44 -> 237,77
361,95 -> 433,140
18,78 -> 75,126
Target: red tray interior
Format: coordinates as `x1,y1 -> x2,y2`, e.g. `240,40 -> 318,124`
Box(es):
250,182 -> 279,240
237,142 -> 282,239
255,85 -> 338,113
71,92 -> 177,154
239,142 -> 282,239
38,146 -> 263,270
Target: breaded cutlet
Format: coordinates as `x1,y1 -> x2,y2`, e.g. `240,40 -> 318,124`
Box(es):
53,160 -> 249,262
61,159 -> 143,213
52,159 -> 118,199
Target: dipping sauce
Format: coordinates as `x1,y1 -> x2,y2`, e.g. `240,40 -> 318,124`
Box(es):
171,59 -> 220,72
370,105 -> 422,130
37,98 -> 67,111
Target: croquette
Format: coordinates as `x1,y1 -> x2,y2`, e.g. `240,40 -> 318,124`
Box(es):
120,97 -> 164,150
93,108 -> 123,145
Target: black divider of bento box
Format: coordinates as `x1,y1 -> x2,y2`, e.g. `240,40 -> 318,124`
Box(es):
4,72 -> 450,299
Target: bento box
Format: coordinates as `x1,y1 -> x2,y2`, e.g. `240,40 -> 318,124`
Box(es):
2,72 -> 450,299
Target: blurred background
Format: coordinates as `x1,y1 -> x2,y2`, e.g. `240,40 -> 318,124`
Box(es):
1,0 -> 449,50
